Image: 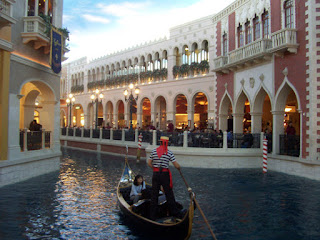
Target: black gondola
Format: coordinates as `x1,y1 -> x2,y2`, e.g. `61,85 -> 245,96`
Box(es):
117,156 -> 195,240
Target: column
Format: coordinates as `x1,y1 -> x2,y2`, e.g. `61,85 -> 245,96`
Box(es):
233,113 -> 244,133
250,112 -> 263,133
187,101 -> 194,129
137,112 -> 142,130
167,54 -> 175,80
151,111 -> 156,126
272,111 -> 285,154
0,50 -> 10,160
219,114 -> 228,132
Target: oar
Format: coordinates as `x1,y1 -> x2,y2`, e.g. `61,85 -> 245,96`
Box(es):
178,169 -> 218,240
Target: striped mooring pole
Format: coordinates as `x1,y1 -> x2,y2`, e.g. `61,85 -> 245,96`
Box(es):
137,133 -> 143,162
263,137 -> 268,173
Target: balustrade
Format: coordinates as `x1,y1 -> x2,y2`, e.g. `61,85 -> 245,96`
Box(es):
19,130 -> 51,152
270,29 -> 298,53
60,128 -> 269,151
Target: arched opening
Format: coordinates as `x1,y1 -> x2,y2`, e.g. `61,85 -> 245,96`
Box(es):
274,82 -> 300,157
60,109 -> 66,127
243,99 -> 251,132
175,94 -> 188,130
155,96 -> 166,130
118,101 -> 125,128
234,91 -> 250,133
97,102 -> 103,127
73,104 -> 84,127
142,98 -> 151,129
194,92 -> 208,130
19,81 -> 55,131
219,94 -> 233,132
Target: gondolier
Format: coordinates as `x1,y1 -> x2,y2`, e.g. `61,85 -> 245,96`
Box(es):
148,136 -> 183,220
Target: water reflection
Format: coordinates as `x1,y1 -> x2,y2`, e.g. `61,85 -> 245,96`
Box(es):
1,148 -> 320,240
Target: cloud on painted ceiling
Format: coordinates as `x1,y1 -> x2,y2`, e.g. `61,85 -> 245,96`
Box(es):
82,14 -> 111,24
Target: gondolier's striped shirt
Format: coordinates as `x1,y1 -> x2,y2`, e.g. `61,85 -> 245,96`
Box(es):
149,149 -> 176,169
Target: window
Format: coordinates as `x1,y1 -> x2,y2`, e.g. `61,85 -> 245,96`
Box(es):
27,0 -> 35,16
253,16 -> 260,41
245,21 -> 252,44
222,33 -> 228,56
262,11 -> 269,39
38,0 -> 45,15
284,0 -> 294,28
238,25 -> 244,47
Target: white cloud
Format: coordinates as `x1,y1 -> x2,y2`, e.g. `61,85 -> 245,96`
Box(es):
97,1 -> 150,17
65,0 -> 236,62
82,14 -> 110,24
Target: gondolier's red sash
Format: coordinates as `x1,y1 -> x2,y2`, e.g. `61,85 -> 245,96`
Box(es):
153,167 -> 173,189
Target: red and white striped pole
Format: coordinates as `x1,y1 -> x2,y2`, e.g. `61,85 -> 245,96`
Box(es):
137,133 -> 143,162
263,137 -> 268,173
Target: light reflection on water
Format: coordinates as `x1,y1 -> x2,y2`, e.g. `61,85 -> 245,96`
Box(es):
1,148 -> 320,240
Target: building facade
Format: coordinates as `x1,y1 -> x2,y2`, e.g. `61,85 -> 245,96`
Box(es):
0,0 -> 67,187
61,0 -> 320,178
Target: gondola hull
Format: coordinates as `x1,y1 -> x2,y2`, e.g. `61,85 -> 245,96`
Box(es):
117,160 -> 194,240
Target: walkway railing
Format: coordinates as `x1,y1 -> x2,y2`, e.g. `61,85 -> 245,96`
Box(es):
61,127 -> 267,151
279,134 -> 300,157
19,129 -> 51,151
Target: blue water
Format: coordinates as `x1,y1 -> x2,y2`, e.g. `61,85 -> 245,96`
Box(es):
1,148 -> 320,240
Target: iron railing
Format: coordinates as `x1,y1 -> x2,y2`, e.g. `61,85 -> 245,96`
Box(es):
279,134 -> 300,157
19,130 -> 51,151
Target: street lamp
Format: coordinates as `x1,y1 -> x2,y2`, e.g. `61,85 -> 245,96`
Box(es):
66,93 -> 75,127
91,89 -> 104,129
124,83 -> 140,130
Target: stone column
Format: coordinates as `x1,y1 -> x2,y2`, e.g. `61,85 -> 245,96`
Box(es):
167,54 -> 175,80
219,114 -> 228,132
272,111 -> 285,154
250,112 -> 263,133
233,113 -> 244,133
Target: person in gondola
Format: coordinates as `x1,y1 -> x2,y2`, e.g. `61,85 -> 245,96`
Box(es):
148,136 -> 183,220
130,175 -> 146,204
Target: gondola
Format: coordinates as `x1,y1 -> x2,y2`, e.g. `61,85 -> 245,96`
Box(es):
117,155 -> 195,240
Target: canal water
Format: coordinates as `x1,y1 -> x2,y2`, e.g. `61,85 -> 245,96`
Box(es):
1,148 -> 320,240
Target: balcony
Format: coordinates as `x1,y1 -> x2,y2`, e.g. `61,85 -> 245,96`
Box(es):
213,39 -> 272,74
0,0 -> 16,26
270,28 -> 298,55
21,16 -> 50,53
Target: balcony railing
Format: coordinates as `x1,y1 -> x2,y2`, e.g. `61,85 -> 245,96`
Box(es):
21,16 -> 50,52
0,0 -> 16,26
213,29 -> 298,74
19,130 -> 51,151
270,28 -> 298,54
228,39 -> 272,65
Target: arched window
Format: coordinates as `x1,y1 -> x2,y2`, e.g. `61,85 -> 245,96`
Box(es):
238,25 -> 244,47
253,16 -> 260,41
245,20 -> 252,44
222,33 -> 228,56
284,0 -> 294,28
262,10 -> 269,39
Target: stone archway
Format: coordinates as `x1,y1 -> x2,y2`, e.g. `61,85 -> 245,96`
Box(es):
219,93 -> 233,132
19,81 -> 55,131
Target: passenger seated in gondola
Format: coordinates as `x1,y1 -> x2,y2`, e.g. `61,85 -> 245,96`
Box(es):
130,175 -> 146,204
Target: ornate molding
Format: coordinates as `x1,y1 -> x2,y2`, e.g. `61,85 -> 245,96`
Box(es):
249,77 -> 255,88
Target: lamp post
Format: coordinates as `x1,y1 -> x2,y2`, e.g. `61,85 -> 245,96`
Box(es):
124,83 -> 140,130
66,93 -> 75,127
91,89 -> 104,129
